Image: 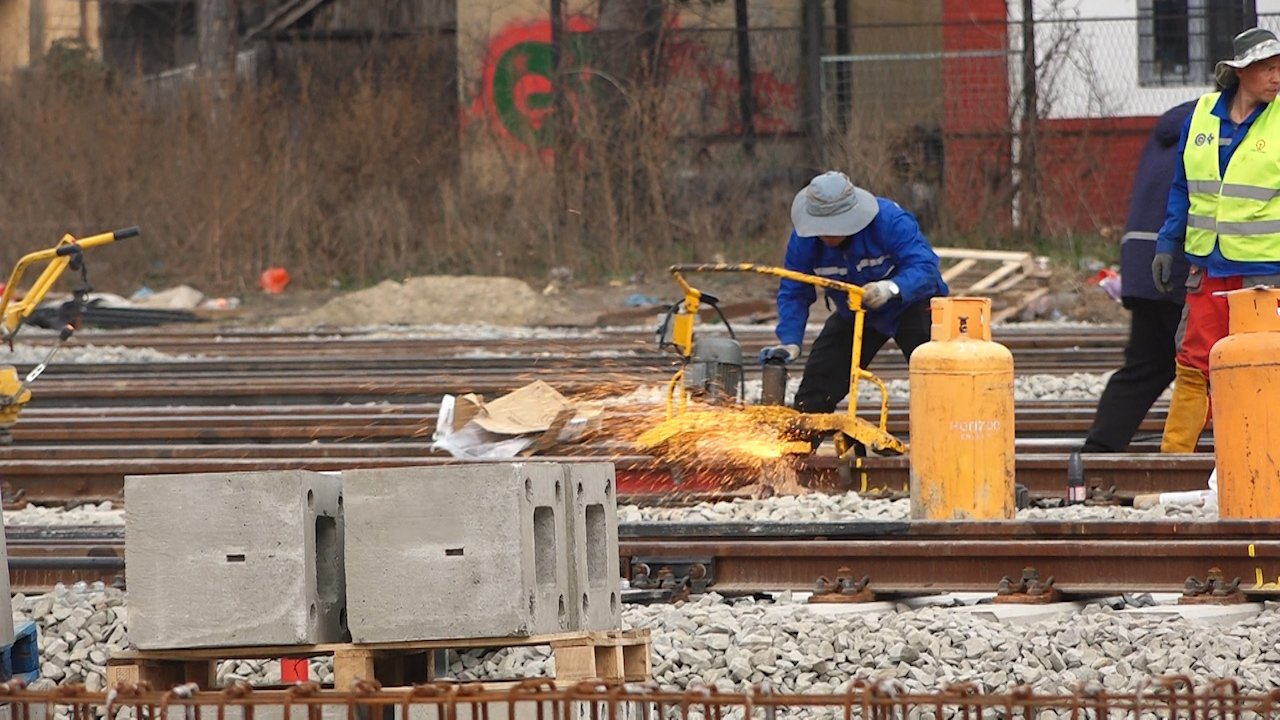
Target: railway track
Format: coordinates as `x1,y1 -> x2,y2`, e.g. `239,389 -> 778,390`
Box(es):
0,324 -> 1232,595
1,325 -> 1216,506
7,520 -> 1275,599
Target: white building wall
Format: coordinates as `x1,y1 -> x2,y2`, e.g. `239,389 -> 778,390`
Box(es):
1007,0 -> 1280,119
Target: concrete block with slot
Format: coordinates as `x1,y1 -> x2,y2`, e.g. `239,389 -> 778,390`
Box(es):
124,470 -> 347,649
563,463 -> 621,630
343,464 -> 571,642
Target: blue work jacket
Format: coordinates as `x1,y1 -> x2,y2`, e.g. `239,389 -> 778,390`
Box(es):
1121,100 -> 1193,305
776,197 -> 948,349
1155,89 -> 1280,278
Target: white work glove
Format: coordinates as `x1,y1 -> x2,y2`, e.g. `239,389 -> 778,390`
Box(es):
861,280 -> 900,310
758,344 -> 801,364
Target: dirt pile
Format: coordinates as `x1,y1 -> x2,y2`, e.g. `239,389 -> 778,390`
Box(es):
274,275 -> 550,328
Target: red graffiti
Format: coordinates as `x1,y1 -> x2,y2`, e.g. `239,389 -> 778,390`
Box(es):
662,33 -> 799,136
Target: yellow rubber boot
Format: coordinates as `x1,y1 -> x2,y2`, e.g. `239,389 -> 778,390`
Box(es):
1161,362 -> 1210,453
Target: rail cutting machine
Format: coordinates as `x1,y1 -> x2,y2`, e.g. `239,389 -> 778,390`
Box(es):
0,227 -> 140,443
643,263 -> 906,461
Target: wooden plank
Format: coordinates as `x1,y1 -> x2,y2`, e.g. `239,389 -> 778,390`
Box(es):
107,659 -> 215,689
622,643 -> 652,682
967,261 -> 1025,292
989,271 -> 1030,294
113,630 -> 650,688
992,287 -> 1050,323
549,630 -> 649,683
244,0 -> 337,39
113,630 -> 648,661
934,248 -> 1032,262
333,648 -> 375,690
592,645 -> 625,682
105,662 -> 138,687
940,258 -> 977,284
550,644 -> 597,682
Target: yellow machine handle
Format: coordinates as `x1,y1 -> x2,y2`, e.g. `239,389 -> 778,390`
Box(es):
665,262 -> 889,450
666,263 -> 868,358
669,263 -> 865,304
1,226 -> 140,339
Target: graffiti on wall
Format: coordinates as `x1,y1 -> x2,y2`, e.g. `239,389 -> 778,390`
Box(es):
470,17 -> 799,154
473,17 -> 594,155
660,31 -> 798,137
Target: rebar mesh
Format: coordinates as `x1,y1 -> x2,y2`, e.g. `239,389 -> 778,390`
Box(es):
5,677 -> 1280,720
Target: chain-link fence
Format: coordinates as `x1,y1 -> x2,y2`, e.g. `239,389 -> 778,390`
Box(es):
815,11 -> 1280,237
653,26 -> 804,141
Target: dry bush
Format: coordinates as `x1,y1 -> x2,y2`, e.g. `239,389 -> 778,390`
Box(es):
0,39 -> 813,297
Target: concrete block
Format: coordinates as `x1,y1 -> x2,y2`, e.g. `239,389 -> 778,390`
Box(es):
343,463 -> 571,642
0,507 -> 14,649
792,600 -> 898,617
562,463 -> 621,630
950,602 -> 1085,625
1119,603 -> 1264,625
124,470 -> 346,649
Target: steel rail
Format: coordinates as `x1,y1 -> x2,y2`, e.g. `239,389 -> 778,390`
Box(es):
0,452 -> 1216,505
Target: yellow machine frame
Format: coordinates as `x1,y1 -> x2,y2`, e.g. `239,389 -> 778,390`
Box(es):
1,227 -> 139,437
1,228 -> 138,340
663,263 -> 907,459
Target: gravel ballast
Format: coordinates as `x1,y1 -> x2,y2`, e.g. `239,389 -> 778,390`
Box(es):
617,493 -> 1215,523
4,491 -> 1217,528
4,342 -> 198,364
12,587 -> 1278,698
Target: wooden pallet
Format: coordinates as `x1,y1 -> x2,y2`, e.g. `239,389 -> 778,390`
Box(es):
935,247 -> 1052,323
106,629 -> 651,689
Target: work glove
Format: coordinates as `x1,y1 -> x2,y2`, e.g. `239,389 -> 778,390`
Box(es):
861,280 -> 900,310
758,344 -> 800,365
1152,253 -> 1174,294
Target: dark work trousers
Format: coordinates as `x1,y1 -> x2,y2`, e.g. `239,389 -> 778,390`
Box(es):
1081,298 -> 1183,452
794,301 -> 932,414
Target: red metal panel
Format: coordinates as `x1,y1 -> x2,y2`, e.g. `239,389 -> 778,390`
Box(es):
942,0 -> 1013,233
1037,115 -> 1159,234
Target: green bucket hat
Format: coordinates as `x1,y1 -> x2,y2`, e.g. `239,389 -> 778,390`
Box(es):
1216,27 -> 1280,88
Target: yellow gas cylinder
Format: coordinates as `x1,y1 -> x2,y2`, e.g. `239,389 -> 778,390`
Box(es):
908,297 -> 1015,520
1209,286 -> 1280,518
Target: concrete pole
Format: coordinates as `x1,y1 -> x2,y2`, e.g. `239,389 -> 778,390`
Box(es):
198,0 -> 238,102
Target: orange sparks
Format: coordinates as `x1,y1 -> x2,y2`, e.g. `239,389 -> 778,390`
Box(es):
635,405 -> 812,467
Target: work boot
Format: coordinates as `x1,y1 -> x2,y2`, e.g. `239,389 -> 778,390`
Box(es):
1160,363 -> 1210,453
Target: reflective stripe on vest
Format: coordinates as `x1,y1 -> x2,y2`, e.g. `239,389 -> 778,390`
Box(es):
1184,92 -> 1280,262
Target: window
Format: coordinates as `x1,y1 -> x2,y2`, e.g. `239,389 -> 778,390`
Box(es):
1138,0 -> 1256,87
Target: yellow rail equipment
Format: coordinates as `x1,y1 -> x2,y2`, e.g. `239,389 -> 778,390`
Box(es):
643,263 -> 906,463
0,226 -> 139,442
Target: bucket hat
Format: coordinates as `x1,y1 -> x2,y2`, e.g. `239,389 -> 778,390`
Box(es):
790,171 -> 879,238
1216,27 -> 1280,88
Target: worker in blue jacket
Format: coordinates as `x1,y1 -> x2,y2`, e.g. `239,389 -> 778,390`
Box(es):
760,171 -> 949,419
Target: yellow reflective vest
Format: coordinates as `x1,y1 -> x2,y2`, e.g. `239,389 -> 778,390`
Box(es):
1184,92 -> 1280,262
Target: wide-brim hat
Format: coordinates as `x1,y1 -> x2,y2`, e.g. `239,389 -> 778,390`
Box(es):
790,171 -> 879,237
1216,27 -> 1280,87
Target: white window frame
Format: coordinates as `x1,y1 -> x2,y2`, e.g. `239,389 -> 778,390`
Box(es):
1138,0 -> 1212,86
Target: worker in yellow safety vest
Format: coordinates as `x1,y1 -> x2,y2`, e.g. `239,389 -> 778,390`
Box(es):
1151,27 -> 1280,452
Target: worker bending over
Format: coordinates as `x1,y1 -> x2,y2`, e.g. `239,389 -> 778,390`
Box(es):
761,170 -> 948,441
